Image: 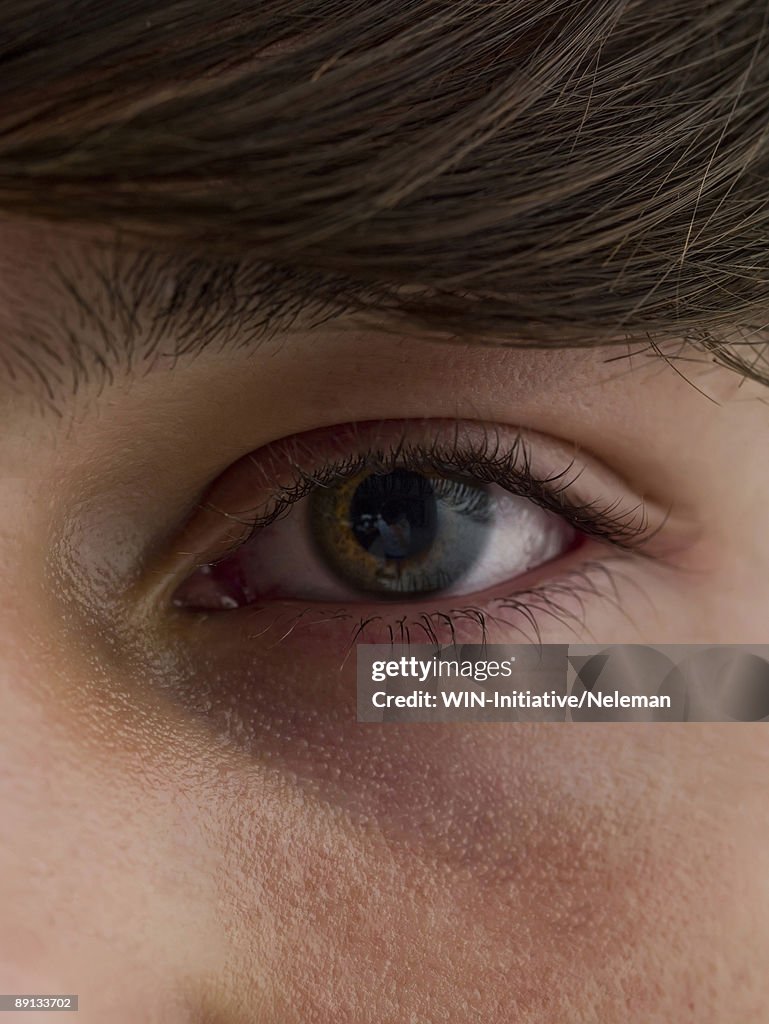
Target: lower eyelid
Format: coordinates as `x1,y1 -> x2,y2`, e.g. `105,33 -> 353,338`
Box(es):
167,550 -> 640,651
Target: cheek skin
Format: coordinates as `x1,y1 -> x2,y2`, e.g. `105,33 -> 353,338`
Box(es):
190,683 -> 769,1022
213,738 -> 768,1024
0,628 -> 232,1022
4,586 -> 768,1024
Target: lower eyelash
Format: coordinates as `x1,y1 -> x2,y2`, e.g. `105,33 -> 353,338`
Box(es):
234,556 -> 637,656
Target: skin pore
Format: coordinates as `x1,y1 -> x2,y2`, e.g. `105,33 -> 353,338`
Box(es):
1,219 -> 769,1023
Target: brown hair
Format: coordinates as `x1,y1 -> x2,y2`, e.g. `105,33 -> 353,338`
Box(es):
1,1 -> 768,380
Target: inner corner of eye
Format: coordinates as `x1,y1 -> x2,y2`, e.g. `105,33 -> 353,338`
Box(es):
171,464 -> 581,613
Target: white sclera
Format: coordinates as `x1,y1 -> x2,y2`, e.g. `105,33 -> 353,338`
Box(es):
215,483 -> 576,603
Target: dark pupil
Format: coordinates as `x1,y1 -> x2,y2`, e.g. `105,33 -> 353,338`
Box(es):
349,470 -> 438,560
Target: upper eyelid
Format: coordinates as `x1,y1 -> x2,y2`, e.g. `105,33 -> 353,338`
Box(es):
197,436 -> 662,567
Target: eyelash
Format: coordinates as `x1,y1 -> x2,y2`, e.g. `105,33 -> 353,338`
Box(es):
168,425 -> 663,648
222,557 -> 637,653
201,430 -> 655,559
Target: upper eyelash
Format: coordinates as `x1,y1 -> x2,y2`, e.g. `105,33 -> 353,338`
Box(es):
200,428 -> 662,562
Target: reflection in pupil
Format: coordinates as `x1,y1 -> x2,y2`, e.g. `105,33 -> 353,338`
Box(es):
349,470 -> 438,560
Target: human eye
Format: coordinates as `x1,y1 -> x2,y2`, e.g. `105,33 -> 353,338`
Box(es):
163,418 -> 677,645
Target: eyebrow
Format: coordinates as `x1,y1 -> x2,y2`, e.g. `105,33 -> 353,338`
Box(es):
0,233 -> 758,415
0,240 -> 371,410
